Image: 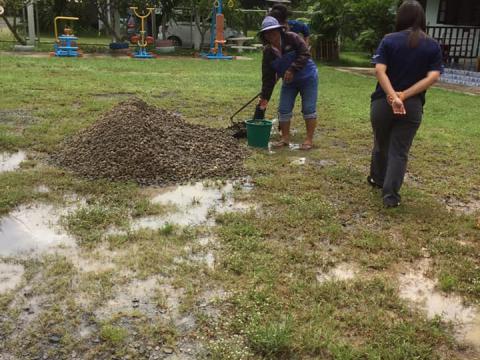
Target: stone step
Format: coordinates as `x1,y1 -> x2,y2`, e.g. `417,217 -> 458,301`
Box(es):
443,68 -> 480,78
440,77 -> 480,87
441,74 -> 480,83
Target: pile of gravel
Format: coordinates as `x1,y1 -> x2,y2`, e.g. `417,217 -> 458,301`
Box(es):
52,99 -> 248,185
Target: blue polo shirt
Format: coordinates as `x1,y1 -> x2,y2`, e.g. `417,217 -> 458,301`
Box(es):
288,20 -> 310,38
371,31 -> 443,104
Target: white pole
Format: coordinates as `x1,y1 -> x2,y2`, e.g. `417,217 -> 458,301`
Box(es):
26,1 -> 36,46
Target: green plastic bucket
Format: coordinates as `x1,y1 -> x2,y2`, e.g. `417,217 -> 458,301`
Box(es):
245,119 -> 272,148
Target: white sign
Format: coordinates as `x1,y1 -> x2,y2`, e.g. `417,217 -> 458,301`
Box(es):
0,6 -> 4,16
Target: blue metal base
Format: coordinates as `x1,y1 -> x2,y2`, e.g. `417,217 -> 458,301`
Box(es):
133,48 -> 154,59
201,52 -> 233,60
54,44 -> 79,57
54,50 -> 79,57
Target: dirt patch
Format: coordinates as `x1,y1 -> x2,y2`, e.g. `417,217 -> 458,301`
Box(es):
443,196 -> 480,215
52,99 -> 248,186
94,276 -> 161,320
91,92 -> 136,100
0,262 -> 24,294
0,109 -> 38,126
316,262 -> 359,283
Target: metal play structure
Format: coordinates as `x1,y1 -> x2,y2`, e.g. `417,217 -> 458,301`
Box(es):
202,0 -> 235,60
129,7 -> 155,59
53,16 -> 81,57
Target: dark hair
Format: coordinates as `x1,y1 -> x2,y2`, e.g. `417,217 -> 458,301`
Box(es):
396,0 -> 427,47
270,4 -> 290,24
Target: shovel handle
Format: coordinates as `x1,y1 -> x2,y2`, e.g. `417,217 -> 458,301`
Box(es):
230,92 -> 262,124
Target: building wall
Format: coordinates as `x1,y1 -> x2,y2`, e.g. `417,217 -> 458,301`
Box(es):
426,0 -> 440,26
425,0 -> 479,66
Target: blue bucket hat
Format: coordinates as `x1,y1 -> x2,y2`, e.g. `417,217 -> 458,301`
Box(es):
259,16 -> 284,33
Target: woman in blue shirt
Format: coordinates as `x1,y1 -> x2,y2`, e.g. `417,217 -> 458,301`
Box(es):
270,4 -> 310,46
369,0 -> 443,207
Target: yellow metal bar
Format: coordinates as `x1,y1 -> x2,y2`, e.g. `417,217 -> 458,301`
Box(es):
54,16 -> 79,42
129,7 -> 154,48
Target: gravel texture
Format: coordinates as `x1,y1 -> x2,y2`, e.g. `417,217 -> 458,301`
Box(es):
52,99 -> 248,185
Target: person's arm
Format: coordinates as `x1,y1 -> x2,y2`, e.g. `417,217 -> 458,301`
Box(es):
398,40 -> 443,101
375,63 -> 406,115
401,71 -> 441,100
284,32 -> 310,83
259,50 -> 277,109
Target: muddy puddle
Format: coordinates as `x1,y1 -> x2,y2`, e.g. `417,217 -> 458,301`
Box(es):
94,277 -> 161,319
0,109 -> 37,126
444,196 -> 480,215
34,185 -> 50,193
290,157 -> 307,166
316,263 -> 359,283
399,260 -> 480,350
91,92 -> 136,100
133,181 -> 255,230
0,150 -> 26,172
0,262 -> 24,294
0,203 -> 75,257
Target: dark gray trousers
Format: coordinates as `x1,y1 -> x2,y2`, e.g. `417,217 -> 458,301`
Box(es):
370,97 -> 423,202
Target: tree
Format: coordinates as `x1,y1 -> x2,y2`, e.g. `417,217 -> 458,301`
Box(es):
307,0 -> 397,52
190,0 -> 212,51
91,0 -> 167,42
0,0 -> 27,45
159,0 -> 176,40
350,0 -> 396,53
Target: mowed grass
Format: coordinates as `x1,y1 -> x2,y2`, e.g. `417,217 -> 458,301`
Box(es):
0,53 -> 479,359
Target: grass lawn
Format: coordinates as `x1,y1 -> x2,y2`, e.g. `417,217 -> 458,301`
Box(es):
0,53 -> 479,359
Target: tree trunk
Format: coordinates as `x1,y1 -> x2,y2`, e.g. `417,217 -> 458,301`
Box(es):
193,9 -> 202,50
98,9 -> 121,41
1,15 -> 26,45
161,13 -> 167,40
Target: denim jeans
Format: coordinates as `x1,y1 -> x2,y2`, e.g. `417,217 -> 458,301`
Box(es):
370,96 -> 423,203
278,73 -> 318,123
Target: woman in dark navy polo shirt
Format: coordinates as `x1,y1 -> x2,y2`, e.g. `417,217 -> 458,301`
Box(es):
270,4 -> 310,46
369,0 -> 443,208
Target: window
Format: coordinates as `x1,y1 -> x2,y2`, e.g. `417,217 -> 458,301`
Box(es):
437,0 -> 480,26
437,0 -> 448,23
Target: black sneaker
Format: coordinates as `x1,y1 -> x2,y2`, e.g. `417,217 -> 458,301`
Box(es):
383,196 -> 400,208
367,176 -> 382,189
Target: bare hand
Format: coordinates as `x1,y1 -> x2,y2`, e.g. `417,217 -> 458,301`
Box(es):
258,98 -> 268,110
391,97 -> 406,115
283,70 -> 294,83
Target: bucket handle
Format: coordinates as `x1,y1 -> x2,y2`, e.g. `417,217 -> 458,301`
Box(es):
230,92 -> 262,125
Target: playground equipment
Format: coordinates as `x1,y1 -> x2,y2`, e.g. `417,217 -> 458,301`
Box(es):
129,7 -> 155,59
202,0 -> 235,60
53,16 -> 80,57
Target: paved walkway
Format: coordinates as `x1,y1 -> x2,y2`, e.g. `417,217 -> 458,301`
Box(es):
335,66 -> 480,96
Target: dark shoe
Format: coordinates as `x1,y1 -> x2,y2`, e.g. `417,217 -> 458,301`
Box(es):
383,195 -> 400,208
367,176 -> 382,189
